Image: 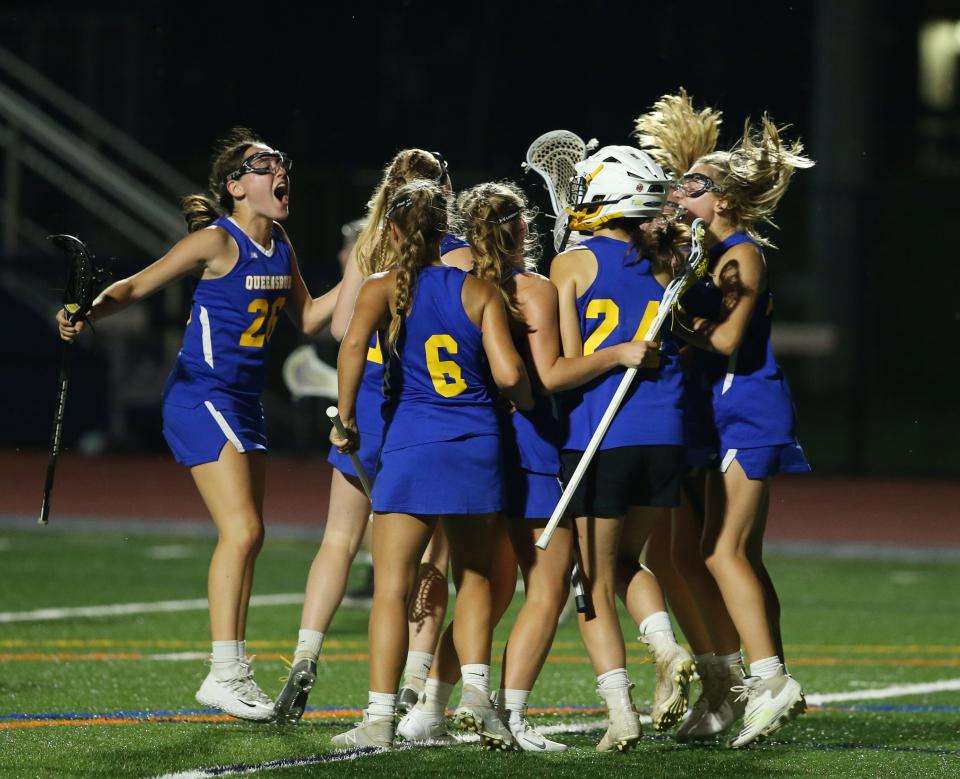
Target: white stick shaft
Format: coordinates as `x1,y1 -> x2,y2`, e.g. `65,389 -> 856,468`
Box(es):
535,366 -> 638,549
326,406 -> 373,501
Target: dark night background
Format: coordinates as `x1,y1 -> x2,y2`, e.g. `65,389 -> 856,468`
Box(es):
1,1 -> 958,477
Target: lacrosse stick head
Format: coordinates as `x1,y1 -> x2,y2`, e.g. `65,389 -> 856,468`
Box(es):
47,235 -> 112,324
283,345 -> 339,400
567,146 -> 672,233
676,217 -> 709,296
523,130 -> 593,251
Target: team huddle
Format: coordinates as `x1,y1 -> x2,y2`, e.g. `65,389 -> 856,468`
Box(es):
56,89 -> 814,754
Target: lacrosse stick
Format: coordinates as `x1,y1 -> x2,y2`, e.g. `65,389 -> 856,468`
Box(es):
39,235 -> 112,525
522,130 -> 598,252
283,345 -> 339,400
326,406 -> 373,500
537,219 -> 709,549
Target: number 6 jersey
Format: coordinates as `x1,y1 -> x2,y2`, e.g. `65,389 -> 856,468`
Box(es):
163,216 -> 292,408
380,264 -> 499,454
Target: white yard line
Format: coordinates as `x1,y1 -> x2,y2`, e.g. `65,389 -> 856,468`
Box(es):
146,678 -> 960,779
148,719 -> 618,779
807,678 -> 960,705
0,593 -> 304,623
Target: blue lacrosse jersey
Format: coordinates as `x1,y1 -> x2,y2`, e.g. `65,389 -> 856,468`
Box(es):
357,331 -> 386,428
500,271 -> 562,475
695,232 -> 798,449
380,265 -> 499,453
357,233 -> 469,428
163,217 -> 292,407
345,235 -> 470,445
440,233 -> 470,255
502,397 -> 563,474
562,236 -> 684,451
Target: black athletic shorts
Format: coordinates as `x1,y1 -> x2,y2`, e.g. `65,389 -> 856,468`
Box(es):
560,445 -> 684,517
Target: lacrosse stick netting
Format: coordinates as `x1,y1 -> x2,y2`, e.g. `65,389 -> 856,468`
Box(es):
523,130 -> 594,252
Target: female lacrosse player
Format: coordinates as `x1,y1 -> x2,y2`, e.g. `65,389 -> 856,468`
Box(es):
549,146 -> 697,751
330,180 -> 532,749
56,128 -> 339,721
633,91 -> 753,743
274,149 -> 472,724
397,180 -> 659,751
671,114 -> 814,748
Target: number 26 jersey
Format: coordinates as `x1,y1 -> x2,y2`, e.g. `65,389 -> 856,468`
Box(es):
163,216 -> 292,408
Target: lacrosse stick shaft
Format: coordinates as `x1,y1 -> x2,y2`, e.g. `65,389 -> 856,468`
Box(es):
326,406 -> 372,500
39,343 -> 73,525
536,367 -> 638,550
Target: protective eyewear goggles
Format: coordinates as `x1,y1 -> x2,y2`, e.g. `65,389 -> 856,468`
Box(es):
226,150 -> 293,182
674,172 -> 723,198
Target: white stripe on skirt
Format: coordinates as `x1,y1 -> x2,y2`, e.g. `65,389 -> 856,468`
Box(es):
204,401 -> 245,453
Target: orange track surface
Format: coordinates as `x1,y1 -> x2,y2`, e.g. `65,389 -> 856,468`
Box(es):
3,450 -> 959,546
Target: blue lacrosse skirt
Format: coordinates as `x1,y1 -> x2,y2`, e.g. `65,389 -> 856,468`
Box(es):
162,397 -> 267,467
504,469 -> 562,520
720,442 -> 811,480
372,434 -> 503,515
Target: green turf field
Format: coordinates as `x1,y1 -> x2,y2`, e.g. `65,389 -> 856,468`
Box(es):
1,526 -> 958,778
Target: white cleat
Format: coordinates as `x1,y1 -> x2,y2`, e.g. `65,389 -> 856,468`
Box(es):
643,639 -> 698,732
397,705 -> 457,745
595,684 -> 642,752
509,707 -> 568,752
195,670 -> 275,722
331,712 -> 395,749
678,662 -> 747,742
453,684 -> 516,751
674,687 -> 711,742
728,673 -> 806,749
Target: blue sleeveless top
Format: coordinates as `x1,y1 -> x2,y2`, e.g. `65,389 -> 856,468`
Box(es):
440,234 -> 470,255
695,232 -> 798,449
380,265 -> 499,453
499,272 -> 562,475
344,234 -> 473,442
562,236 -> 684,450
163,216 -> 291,407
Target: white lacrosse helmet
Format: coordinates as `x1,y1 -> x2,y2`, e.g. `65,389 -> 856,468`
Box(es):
567,146 -> 670,232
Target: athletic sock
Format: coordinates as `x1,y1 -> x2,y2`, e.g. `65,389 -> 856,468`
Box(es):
403,651 -> 434,685
367,691 -> 396,722
749,655 -> 783,680
211,640 -> 241,681
294,629 -> 324,664
504,688 -> 531,726
420,678 -> 454,715
716,650 -> 744,670
597,667 -> 631,690
638,610 -> 674,637
695,652 -> 717,668
461,664 -> 491,695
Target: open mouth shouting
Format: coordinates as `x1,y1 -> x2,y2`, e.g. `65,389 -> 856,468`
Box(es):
273,179 -> 290,209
